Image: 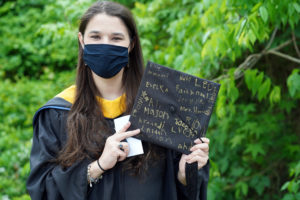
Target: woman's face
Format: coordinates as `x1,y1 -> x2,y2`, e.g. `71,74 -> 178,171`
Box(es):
79,13 -> 133,82
79,13 -> 131,49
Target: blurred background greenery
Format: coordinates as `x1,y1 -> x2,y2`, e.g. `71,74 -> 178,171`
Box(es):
0,0 -> 299,199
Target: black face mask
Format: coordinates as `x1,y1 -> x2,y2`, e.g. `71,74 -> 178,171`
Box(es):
83,44 -> 129,79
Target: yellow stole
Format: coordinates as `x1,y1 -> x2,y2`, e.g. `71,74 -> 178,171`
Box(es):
55,85 -> 126,119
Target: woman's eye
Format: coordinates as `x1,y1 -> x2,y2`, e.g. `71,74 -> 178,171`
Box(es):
112,37 -> 122,41
91,35 -> 100,39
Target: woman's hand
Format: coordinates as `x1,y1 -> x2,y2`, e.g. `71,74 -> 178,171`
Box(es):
177,137 -> 210,185
98,122 -> 140,171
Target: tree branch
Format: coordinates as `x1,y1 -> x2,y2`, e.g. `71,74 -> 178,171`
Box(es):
264,27 -> 278,51
212,28 -> 278,82
267,50 -> 300,64
269,40 -> 292,52
211,27 -> 300,82
292,31 -> 300,58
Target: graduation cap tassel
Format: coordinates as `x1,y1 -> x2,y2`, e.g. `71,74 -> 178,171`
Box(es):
185,162 -> 199,200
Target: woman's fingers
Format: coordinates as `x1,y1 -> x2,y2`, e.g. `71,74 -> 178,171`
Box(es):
186,141 -> 209,169
186,153 -> 209,168
117,149 -> 128,161
114,142 -> 129,162
100,139 -> 130,170
194,137 -> 210,144
115,122 -> 141,141
187,149 -> 207,160
115,128 -> 140,141
190,143 -> 209,152
117,121 -> 131,133
187,155 -> 205,164
102,124 -> 138,170
119,142 -> 129,154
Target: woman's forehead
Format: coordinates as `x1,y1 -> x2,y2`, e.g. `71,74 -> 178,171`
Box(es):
85,13 -> 129,37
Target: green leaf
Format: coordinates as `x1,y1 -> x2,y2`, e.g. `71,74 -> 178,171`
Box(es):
287,69 -> 300,98
281,181 -> 290,191
269,86 -> 281,105
235,181 -> 248,197
282,193 -> 298,200
245,69 -> 267,97
235,19 -> 247,40
230,134 -> 246,148
292,161 -> 300,177
279,99 -> 297,114
253,72 -> 264,96
228,81 -> 239,103
251,176 -> 270,195
241,182 -> 248,195
244,143 -> 266,159
259,6 -> 268,23
258,78 -> 271,101
248,29 -> 256,44
245,69 -> 258,95
293,2 -> 300,13
287,180 -> 299,193
251,2 -> 262,12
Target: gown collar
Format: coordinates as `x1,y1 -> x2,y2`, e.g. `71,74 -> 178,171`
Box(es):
55,85 -> 126,119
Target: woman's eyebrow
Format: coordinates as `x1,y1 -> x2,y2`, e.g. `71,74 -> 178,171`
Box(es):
111,32 -> 125,37
88,30 -> 102,35
87,31 -> 125,37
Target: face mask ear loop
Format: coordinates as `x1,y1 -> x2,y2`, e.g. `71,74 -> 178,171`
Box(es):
81,33 -> 86,49
81,36 -> 87,66
82,40 -> 86,49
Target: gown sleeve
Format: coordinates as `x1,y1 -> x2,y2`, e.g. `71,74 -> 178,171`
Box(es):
26,109 -> 90,200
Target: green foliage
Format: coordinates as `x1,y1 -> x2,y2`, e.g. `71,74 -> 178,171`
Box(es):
0,0 -> 92,79
0,71 -> 75,199
132,0 -> 300,199
287,69 -> 300,98
208,100 -> 299,199
0,0 -> 300,199
245,69 -> 272,101
281,161 -> 300,200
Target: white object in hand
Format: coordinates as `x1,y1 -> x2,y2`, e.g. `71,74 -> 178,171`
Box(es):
114,115 -> 144,157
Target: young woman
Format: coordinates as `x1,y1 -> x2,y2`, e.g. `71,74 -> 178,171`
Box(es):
26,1 -> 209,200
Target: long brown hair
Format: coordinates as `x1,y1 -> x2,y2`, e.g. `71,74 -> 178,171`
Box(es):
56,1 -> 163,175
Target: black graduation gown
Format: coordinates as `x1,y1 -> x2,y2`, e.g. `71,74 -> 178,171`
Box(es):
26,97 -> 209,200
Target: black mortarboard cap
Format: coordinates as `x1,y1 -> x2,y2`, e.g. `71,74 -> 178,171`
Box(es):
129,61 -> 220,154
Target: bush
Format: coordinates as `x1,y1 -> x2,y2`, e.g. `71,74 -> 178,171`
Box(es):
0,71 -> 75,199
0,0 -> 86,79
1,0 -> 300,199
132,0 -> 300,198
